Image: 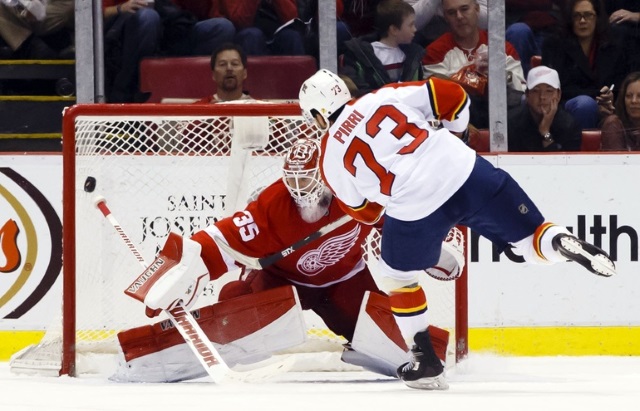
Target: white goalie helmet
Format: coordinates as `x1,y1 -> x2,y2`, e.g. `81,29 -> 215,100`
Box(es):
282,138 -> 325,208
299,69 -> 351,131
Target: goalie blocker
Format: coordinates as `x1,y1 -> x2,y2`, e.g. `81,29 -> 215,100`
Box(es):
113,286 -> 449,383
125,232 -> 210,317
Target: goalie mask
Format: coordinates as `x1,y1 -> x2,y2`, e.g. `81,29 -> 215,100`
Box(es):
282,138 -> 325,208
299,69 -> 351,131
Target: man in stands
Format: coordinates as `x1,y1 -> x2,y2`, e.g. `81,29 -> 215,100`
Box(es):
211,0 -> 305,56
102,0 -> 235,103
508,66 -> 582,152
0,0 -> 74,59
113,138 -> 463,389
296,69 -> 615,389
196,42 -> 252,103
423,0 -> 526,128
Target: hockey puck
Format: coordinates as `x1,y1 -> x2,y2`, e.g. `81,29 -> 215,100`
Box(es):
84,176 -> 97,192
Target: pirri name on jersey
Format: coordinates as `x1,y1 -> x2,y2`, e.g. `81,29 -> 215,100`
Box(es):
333,110 -> 364,144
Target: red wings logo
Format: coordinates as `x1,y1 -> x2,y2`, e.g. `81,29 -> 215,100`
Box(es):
296,224 -> 360,275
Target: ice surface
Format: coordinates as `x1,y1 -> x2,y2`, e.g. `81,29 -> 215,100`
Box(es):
2,354 -> 639,411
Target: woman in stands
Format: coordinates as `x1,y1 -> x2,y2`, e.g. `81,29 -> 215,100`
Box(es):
600,71 -> 640,150
541,0 -> 626,130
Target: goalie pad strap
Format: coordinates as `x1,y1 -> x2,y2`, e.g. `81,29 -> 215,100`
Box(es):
118,285 -> 300,362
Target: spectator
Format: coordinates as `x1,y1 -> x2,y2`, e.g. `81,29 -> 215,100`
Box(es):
298,0 -> 349,59
508,65 -> 582,152
103,0 -> 234,103
0,0 -> 74,59
103,0 -> 161,102
195,42 -> 251,103
606,1 -> 640,73
340,0 -> 379,39
405,0 -> 487,48
541,0 -> 626,130
504,1 -> 562,75
423,0 -> 526,129
340,0 -> 424,96
211,0 -> 305,56
600,71 -> 640,150
161,0 -> 235,56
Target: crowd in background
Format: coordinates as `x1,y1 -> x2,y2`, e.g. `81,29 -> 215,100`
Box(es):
0,0 -> 639,151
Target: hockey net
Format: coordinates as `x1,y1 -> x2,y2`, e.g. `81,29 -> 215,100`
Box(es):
11,103 -> 468,377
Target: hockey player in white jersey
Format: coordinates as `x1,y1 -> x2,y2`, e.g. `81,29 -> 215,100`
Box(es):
298,69 -> 616,390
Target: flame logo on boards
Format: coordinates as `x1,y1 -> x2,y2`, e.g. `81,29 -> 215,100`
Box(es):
0,168 -> 61,319
0,219 -> 21,273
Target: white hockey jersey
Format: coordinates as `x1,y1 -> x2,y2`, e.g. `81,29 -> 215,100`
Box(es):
319,78 -> 477,223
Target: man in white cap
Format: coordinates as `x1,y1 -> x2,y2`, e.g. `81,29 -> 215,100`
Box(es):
508,65 -> 582,151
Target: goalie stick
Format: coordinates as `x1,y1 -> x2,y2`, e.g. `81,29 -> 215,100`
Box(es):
93,195 -> 293,383
215,214 -> 353,270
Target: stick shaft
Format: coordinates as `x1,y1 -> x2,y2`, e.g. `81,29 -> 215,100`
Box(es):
95,198 -> 229,382
215,214 -> 353,270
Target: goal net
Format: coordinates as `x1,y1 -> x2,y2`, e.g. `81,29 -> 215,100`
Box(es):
11,103 -> 468,377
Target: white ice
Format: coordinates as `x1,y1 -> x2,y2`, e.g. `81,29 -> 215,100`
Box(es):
2,355 -> 639,411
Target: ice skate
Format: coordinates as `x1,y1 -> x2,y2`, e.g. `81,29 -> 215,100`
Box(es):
397,329 -> 448,390
552,234 -> 616,277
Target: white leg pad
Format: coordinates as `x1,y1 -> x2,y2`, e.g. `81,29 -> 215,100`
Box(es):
112,286 -> 306,383
345,291 -> 412,377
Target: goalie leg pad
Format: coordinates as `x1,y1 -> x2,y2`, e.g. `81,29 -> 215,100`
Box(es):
113,286 -> 306,382
345,291 -> 412,377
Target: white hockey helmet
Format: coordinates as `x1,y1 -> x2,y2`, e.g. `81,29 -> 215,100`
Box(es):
299,69 -> 351,131
282,138 -> 325,207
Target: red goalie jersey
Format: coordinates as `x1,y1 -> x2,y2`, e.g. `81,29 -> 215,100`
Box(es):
191,179 -> 373,287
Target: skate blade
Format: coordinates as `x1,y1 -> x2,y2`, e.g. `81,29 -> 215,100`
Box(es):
560,237 -> 616,277
403,375 -> 449,391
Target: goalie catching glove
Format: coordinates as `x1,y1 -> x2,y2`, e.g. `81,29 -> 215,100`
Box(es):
125,232 -> 209,317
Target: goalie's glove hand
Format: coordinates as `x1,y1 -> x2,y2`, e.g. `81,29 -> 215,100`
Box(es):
125,232 -> 209,317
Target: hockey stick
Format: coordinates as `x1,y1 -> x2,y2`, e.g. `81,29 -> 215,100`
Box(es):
93,196 -> 293,383
214,214 -> 353,270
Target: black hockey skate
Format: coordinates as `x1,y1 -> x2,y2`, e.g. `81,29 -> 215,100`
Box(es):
552,234 -> 616,277
397,329 -> 448,390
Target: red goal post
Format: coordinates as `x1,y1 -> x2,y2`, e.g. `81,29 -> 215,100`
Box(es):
15,103 -> 468,377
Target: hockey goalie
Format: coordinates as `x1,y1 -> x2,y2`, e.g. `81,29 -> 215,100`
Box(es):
115,138 -> 464,389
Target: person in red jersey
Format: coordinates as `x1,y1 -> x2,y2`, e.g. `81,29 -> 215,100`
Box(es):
113,138 -> 462,386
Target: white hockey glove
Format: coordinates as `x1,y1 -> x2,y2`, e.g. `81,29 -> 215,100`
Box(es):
425,227 -> 465,281
124,232 -> 209,318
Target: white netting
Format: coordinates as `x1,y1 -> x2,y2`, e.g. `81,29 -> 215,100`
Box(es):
11,104 -> 464,376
